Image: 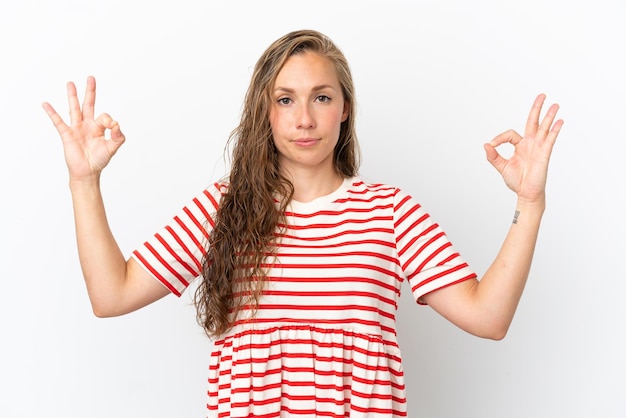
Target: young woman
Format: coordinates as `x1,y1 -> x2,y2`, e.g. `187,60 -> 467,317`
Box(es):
42,29 -> 563,417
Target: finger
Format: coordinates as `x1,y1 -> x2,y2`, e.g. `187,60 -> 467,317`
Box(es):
95,112 -> 116,130
537,103 -> 560,140
109,121 -> 126,148
489,129 -> 523,147
545,118 -> 565,148
483,143 -> 507,173
82,76 -> 96,120
42,102 -> 70,135
524,93 -> 546,138
67,81 -> 82,125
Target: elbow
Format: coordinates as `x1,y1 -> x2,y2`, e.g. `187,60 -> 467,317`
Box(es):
472,318 -> 511,341
91,305 -> 114,318
486,321 -> 511,341
473,328 -> 507,341
485,327 -> 508,341
89,298 -> 119,318
89,292 -> 140,318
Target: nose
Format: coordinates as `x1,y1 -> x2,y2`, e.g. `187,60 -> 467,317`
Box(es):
296,103 -> 316,129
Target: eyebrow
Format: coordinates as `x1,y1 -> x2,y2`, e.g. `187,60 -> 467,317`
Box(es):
273,84 -> 337,94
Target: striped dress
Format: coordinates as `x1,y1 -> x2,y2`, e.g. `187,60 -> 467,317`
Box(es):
132,177 -> 476,417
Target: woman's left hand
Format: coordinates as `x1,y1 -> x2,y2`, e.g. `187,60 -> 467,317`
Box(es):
484,94 -> 564,204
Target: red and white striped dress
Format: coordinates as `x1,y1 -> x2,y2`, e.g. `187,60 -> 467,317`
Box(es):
132,177 -> 476,417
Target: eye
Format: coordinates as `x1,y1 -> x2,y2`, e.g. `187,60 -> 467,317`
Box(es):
277,97 -> 292,105
316,95 -> 331,103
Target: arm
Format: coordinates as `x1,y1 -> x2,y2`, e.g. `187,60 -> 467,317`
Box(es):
421,94 -> 564,340
43,76 -> 169,317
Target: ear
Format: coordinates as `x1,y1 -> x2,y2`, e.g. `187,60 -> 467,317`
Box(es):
341,101 -> 350,122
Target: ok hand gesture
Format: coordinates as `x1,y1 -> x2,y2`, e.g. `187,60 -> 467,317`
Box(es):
484,94 -> 564,204
42,76 -> 125,180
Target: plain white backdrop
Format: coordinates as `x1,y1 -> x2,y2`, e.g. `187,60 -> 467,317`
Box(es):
1,0 -> 624,417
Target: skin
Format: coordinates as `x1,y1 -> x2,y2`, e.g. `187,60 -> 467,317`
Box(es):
269,52 -> 349,202
42,62 -> 563,338
422,94 -> 563,339
42,77 -> 167,317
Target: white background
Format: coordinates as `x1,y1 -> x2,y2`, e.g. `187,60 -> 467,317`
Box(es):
1,1 -> 624,417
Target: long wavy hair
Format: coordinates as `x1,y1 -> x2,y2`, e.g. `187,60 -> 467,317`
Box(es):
194,29 -> 360,338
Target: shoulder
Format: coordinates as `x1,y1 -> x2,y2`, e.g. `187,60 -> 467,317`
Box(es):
213,180 -> 229,196
206,180 -> 230,199
347,176 -> 398,195
347,177 -> 429,222
181,180 -> 229,215
347,176 -> 414,203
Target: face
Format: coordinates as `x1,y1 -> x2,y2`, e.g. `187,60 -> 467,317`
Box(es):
269,51 -> 349,177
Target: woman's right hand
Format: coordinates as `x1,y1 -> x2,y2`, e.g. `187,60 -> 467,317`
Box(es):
42,76 -> 125,180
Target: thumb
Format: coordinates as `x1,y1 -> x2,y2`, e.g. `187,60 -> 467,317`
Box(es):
95,113 -> 116,130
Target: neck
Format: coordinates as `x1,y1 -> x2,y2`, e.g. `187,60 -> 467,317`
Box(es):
282,167 -> 344,203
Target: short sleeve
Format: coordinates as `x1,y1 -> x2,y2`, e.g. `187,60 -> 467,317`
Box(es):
131,182 -> 226,296
393,188 -> 477,304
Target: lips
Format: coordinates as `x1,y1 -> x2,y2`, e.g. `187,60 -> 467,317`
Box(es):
293,138 -> 320,147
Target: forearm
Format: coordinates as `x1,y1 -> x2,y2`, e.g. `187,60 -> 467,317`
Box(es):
472,198 -> 545,337
426,94 -> 561,339
69,176 -> 128,316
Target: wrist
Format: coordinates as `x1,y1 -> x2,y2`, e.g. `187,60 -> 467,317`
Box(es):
513,198 -> 545,225
69,173 -> 102,190
516,196 -> 546,211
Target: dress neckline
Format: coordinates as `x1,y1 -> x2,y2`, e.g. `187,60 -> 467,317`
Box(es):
287,176 -> 354,212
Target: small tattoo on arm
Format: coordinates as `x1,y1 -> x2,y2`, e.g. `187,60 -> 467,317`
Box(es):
513,210 -> 520,224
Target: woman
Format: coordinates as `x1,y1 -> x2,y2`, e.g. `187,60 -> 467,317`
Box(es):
42,29 -> 563,417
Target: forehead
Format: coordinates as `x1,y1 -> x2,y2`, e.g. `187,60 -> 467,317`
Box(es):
273,51 -> 340,89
